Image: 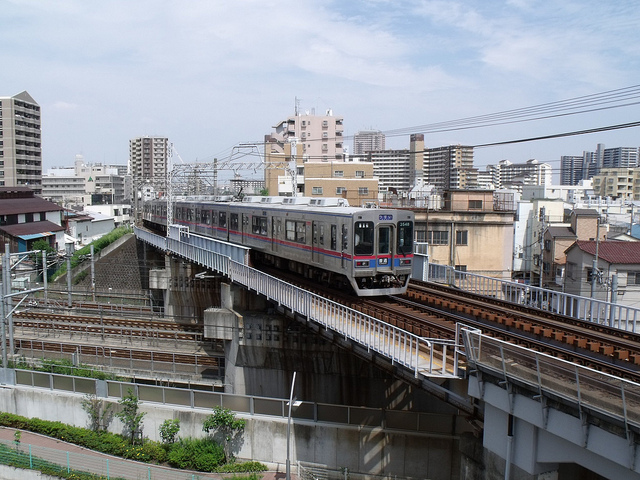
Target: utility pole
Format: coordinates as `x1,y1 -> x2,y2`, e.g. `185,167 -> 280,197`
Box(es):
66,242 -> 74,308
590,219 -> 601,298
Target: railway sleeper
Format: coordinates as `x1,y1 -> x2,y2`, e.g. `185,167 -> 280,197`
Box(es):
588,341 -> 601,353
574,338 -> 588,349
614,349 -> 629,361
599,345 -> 614,356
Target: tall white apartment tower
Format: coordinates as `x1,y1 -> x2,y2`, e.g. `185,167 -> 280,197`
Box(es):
353,130 -> 385,155
270,108 -> 344,161
0,91 -> 42,193
128,136 -> 169,197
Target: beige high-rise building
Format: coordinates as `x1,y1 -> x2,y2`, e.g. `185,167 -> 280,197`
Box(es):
0,91 -> 42,193
592,167 -> 640,200
264,108 -> 381,205
353,130 -> 385,155
424,144 -> 476,192
128,136 -> 169,199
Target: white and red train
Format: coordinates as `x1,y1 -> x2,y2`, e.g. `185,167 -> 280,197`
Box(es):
143,196 -> 414,296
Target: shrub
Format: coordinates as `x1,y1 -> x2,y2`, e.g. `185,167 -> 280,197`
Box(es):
159,418 -> 180,444
167,438 -> 225,471
215,461 -> 268,473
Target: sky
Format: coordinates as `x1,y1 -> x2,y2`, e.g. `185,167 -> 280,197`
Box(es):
3,0 -> 640,182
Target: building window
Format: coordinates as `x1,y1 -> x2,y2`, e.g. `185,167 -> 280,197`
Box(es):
358,187 -> 369,195
469,200 -> 482,209
336,187 -> 346,194
454,265 -> 467,279
355,170 -> 364,178
544,239 -> 552,251
455,230 -> 468,245
334,170 -> 344,177
312,186 -> 323,195
628,272 -> 640,285
428,230 -> 449,245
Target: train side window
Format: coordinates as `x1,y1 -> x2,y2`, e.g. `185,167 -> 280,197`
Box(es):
187,208 -> 193,222
286,220 -> 306,243
219,212 -> 227,228
319,224 -> 325,245
331,225 -> 337,250
204,210 -> 211,225
378,226 -> 390,254
342,225 -> 348,250
195,208 -> 201,222
252,216 -> 267,235
230,213 -> 239,230
212,211 -> 217,226
286,220 -> 296,241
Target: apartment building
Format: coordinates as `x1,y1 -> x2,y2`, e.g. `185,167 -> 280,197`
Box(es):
353,130 -> 385,155
485,159 -> 552,192
41,155 -> 128,206
263,108 -> 380,202
410,190 -> 515,280
0,91 -> 42,193
560,143 -> 639,185
303,161 -> 378,206
592,168 -> 640,200
368,149 -> 412,194
423,144 -> 477,192
128,136 -> 169,196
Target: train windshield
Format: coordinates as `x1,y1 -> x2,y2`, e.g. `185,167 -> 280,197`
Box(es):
354,221 -> 374,255
397,221 -> 413,256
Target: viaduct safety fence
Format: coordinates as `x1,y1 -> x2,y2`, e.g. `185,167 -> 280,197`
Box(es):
461,327 -> 640,434
9,369 -> 465,435
428,262 -> 640,334
135,227 -> 460,379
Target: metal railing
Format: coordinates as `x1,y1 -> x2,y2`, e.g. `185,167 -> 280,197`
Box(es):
135,227 -> 460,379
13,343 -> 224,380
429,263 -> 640,333
10,369 -> 463,434
461,327 -> 640,432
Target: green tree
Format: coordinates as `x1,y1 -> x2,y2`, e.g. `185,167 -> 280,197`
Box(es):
81,393 -> 113,432
159,418 -> 180,444
202,406 -> 245,462
115,388 -> 146,444
31,239 -> 55,279
259,188 -> 269,196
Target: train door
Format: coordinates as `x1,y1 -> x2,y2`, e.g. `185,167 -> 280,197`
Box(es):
341,223 -> 348,269
377,225 -> 393,274
312,221 -> 323,264
273,218 -> 280,252
242,213 -> 249,244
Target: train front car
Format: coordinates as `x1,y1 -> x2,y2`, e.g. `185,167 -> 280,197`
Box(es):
350,208 -> 414,296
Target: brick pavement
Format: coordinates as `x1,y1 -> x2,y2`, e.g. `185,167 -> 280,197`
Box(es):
0,426 -> 290,479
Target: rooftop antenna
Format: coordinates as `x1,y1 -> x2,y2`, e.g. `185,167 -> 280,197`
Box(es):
294,97 -> 300,116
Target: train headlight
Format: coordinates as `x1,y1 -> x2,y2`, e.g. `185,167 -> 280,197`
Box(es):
355,260 -> 370,268
378,258 -> 389,265
399,259 -> 412,266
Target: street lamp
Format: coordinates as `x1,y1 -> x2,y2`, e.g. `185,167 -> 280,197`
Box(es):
286,371 -> 301,480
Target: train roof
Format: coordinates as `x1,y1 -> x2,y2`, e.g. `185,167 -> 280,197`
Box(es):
153,196 -> 412,216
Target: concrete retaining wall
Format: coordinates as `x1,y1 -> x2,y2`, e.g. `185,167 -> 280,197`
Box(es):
0,385 -> 461,480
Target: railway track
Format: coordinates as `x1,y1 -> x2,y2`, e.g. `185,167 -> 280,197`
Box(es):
14,311 -> 203,334
15,338 -> 220,367
256,266 -> 640,382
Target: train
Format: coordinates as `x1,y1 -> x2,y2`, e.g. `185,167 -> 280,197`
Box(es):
143,195 -> 414,296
